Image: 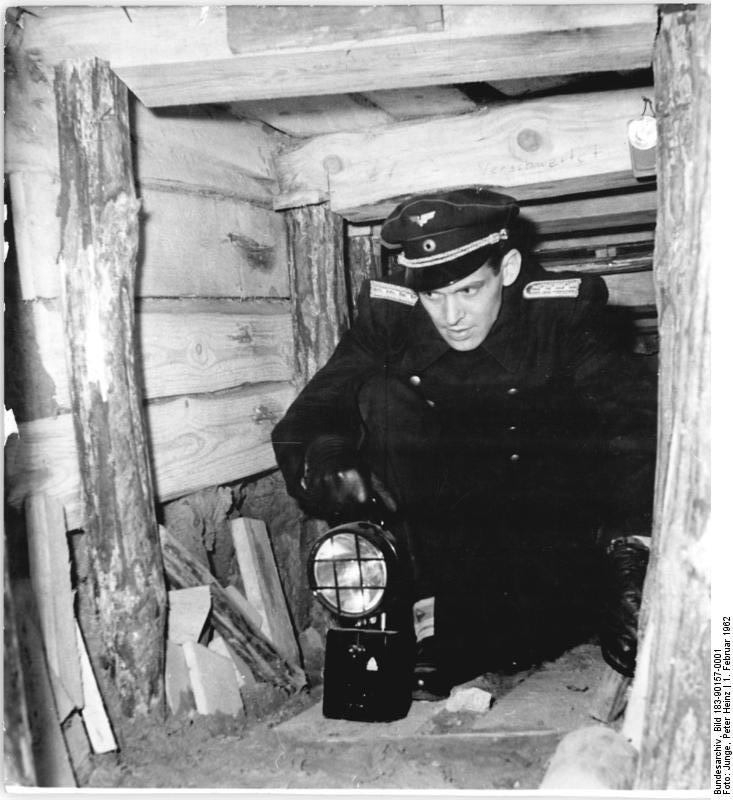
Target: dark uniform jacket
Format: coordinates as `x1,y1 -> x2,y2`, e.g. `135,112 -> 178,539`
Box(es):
272,266 -> 654,535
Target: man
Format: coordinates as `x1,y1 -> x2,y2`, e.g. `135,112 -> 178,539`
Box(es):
272,188 -> 655,699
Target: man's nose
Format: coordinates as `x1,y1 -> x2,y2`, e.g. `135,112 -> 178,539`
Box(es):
444,296 -> 464,326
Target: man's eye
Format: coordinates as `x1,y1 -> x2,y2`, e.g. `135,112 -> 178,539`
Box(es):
461,287 -> 478,296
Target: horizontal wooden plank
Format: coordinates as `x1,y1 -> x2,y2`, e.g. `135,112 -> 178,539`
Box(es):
275,88 -> 655,218
132,102 -> 276,203
13,6 -> 655,107
524,189 -> 658,235
230,94 -> 393,137
126,18 -> 657,107
7,383 -> 296,530
32,299 -> 294,411
361,85 -> 477,121
226,5 -> 444,53
139,188 -> 289,298
9,173 -> 289,301
535,229 -> 656,254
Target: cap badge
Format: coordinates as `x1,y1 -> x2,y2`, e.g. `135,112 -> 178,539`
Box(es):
409,211 -> 435,227
422,239 -> 437,253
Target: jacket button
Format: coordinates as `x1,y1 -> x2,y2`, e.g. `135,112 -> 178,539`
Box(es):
426,399 -> 436,408
507,387 -> 518,395
508,425 -> 518,432
510,453 -> 520,462
410,375 -> 421,386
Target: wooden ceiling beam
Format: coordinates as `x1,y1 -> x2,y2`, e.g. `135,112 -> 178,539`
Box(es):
275,87 -> 656,220
12,5 -> 657,108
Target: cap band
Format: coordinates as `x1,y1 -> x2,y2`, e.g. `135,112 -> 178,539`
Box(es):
396,228 -> 508,269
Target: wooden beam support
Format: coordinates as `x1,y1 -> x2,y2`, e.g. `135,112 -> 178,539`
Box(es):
6,382 -> 296,531
284,204 -> 348,390
631,6 -> 710,790
275,88 -> 655,220
54,58 -> 166,722
12,5 -> 656,108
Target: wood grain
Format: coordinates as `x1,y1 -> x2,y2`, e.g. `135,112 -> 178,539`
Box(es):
276,88 -> 654,218
24,494 -> 84,715
55,57 -> 167,722
231,517 -> 300,666
8,382 -> 296,530
29,298 -> 294,412
630,7 -> 711,790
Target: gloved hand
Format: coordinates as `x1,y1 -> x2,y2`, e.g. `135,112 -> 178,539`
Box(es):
300,435 -> 370,518
600,536 -> 650,677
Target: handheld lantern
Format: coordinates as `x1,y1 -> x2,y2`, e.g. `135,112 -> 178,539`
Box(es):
307,516 -> 413,722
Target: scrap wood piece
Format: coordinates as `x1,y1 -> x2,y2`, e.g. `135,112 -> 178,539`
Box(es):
75,623 -> 118,754
209,633 -> 256,689
589,664 -> 632,723
159,525 -> 305,694
24,493 -> 84,715
224,584 -> 264,632
12,579 -> 76,787
231,517 -> 301,666
61,712 -> 92,786
165,641 -> 194,715
182,641 -> 243,716
167,586 -> 211,645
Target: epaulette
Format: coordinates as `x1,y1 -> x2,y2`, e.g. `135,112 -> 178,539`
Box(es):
523,277 -> 581,300
369,280 -> 418,306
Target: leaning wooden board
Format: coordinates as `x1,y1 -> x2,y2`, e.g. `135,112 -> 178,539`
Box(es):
231,517 -> 300,667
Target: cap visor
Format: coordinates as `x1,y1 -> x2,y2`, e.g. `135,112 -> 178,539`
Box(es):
404,246 -> 494,293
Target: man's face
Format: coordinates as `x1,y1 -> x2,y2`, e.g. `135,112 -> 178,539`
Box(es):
418,262 -> 506,351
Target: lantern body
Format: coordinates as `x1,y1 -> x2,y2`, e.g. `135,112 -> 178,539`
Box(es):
322,627 -> 413,721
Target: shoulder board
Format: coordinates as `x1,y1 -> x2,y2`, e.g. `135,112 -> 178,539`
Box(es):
370,280 -> 418,306
523,278 -> 581,300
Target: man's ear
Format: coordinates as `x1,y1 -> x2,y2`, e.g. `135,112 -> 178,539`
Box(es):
501,249 -> 522,287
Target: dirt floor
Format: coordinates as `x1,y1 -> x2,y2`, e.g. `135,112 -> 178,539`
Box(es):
80,643 -> 609,792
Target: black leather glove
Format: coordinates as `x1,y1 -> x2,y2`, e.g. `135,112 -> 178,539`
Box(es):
600,536 -> 650,677
300,435 -> 370,518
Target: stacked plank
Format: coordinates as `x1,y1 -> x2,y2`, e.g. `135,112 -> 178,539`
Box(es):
5,41 -> 294,530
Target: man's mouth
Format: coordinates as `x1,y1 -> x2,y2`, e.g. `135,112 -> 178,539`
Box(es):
445,328 -> 472,340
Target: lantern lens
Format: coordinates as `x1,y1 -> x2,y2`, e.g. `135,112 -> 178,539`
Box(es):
308,524 -> 394,618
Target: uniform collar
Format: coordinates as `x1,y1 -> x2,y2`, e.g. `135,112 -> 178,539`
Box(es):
401,275 -> 527,374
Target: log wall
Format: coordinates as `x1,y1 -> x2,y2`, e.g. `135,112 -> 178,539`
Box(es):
5,51 -> 294,531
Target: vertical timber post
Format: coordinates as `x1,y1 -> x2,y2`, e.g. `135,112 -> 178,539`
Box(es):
345,224 -> 380,322
283,202 -> 349,645
284,203 -> 348,390
630,5 -> 710,789
54,59 -> 167,722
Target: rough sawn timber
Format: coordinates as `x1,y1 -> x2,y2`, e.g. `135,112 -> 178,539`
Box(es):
11,5 -> 656,107
54,58 -> 167,722
275,88 -> 655,219
629,6 -> 711,790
